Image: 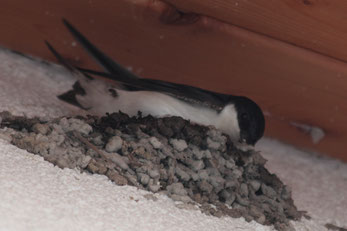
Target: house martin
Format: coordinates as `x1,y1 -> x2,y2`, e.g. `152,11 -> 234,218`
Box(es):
45,19 -> 265,146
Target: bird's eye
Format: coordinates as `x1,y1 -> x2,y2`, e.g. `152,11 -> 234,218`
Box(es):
241,113 -> 249,121
240,113 -> 250,129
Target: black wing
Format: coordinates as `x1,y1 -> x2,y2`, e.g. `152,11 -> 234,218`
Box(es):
78,67 -> 236,110
63,19 -> 238,110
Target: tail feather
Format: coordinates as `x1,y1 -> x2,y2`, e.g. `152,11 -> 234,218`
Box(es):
62,19 -> 138,83
45,41 -> 93,80
45,41 -> 92,109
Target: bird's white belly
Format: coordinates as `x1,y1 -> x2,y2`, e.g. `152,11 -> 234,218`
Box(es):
90,89 -> 218,126
77,84 -> 240,142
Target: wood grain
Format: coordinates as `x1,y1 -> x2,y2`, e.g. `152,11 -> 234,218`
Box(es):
0,0 -> 347,161
165,0 -> 347,62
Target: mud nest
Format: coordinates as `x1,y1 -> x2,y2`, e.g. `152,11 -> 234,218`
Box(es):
0,111 -> 303,230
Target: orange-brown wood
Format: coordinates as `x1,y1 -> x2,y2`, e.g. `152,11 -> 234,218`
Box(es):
165,0 -> 347,62
0,0 -> 347,161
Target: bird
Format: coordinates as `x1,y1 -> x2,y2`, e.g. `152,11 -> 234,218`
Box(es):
45,19 -> 265,146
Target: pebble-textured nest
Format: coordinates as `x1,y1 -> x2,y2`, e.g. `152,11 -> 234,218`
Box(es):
0,111 -> 302,230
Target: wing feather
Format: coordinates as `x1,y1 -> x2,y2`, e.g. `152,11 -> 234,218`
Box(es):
62,19 -> 238,110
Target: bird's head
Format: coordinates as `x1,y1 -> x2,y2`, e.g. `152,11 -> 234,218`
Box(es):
216,96 -> 265,146
233,96 -> 265,145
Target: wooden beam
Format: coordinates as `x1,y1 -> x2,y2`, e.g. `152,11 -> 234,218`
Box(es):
0,0 -> 347,161
165,0 -> 347,62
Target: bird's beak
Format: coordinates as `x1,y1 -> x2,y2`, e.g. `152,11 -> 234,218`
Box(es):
236,142 -> 254,151
237,137 -> 254,151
